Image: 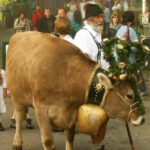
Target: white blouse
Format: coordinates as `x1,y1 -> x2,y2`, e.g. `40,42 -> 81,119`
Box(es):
0,69 -> 7,113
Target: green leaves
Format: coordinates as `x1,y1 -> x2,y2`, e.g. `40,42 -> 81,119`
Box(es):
103,38 -> 148,77
103,38 -> 149,115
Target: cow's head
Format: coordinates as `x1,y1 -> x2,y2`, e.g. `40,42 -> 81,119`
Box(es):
97,73 -> 144,126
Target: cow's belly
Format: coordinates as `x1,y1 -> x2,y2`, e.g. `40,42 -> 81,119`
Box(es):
48,105 -> 77,129
19,96 -> 33,107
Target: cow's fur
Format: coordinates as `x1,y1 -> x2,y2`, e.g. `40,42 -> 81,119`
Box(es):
6,32 -> 143,150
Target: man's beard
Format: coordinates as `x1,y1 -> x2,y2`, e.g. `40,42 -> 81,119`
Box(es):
90,24 -> 104,34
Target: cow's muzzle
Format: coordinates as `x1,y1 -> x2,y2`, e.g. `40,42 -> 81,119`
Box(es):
114,90 -> 145,125
131,116 -> 145,126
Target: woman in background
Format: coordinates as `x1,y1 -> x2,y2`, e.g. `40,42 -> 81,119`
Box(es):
55,17 -> 75,45
116,11 -> 138,41
107,12 -> 121,38
14,11 -> 30,32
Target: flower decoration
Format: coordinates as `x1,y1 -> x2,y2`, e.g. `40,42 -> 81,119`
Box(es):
117,44 -> 124,49
103,38 -> 109,42
119,73 -> 127,80
103,38 -> 150,115
118,62 -> 126,69
143,45 -> 150,52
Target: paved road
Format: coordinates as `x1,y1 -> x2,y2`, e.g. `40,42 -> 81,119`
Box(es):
0,96 -> 150,150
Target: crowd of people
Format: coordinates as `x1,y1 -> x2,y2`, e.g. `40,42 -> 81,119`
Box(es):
0,1 -> 149,149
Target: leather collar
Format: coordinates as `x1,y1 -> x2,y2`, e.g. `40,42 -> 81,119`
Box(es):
87,67 -> 108,105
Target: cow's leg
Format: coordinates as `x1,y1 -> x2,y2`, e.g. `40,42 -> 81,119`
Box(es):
34,102 -> 55,150
64,125 -> 75,150
12,102 -> 27,150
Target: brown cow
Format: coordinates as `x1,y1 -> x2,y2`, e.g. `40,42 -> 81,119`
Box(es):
6,32 -> 144,150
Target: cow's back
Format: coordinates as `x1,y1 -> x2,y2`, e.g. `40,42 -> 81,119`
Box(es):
6,32 -> 97,106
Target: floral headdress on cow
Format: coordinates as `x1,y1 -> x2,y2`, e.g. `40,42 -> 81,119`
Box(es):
103,38 -> 150,115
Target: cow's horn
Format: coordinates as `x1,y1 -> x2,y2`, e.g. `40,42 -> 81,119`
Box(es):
97,73 -> 113,90
119,73 -> 127,80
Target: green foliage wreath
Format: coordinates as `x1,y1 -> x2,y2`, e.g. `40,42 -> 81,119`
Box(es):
103,38 -> 150,115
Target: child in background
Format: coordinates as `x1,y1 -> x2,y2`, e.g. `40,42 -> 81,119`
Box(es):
0,69 -> 7,131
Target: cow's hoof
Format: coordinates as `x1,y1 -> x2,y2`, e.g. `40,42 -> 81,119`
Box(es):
13,145 -> 22,150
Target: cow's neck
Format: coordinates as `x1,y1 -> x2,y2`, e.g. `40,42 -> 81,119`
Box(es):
87,67 -> 108,105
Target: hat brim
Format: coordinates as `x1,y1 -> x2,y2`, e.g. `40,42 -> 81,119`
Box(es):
84,10 -> 103,20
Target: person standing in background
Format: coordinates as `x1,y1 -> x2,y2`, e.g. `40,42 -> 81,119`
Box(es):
55,17 -> 75,45
36,8 -> 55,33
0,69 -> 7,131
57,8 -> 67,18
32,5 -> 43,31
71,2 -> 83,37
14,11 -> 30,32
106,12 -> 121,38
116,11 -> 138,41
74,3 -> 109,71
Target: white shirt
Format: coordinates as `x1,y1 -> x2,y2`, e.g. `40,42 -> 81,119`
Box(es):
63,34 -> 75,45
1,70 -> 7,88
116,25 -> 138,41
0,69 -> 7,113
74,25 -> 102,61
74,25 -> 109,70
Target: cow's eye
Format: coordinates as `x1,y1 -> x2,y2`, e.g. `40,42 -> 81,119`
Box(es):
127,94 -> 134,100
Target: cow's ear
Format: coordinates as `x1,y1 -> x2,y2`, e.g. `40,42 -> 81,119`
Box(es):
97,73 -> 113,90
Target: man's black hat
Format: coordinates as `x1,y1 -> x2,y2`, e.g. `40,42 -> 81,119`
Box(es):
84,4 -> 103,20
